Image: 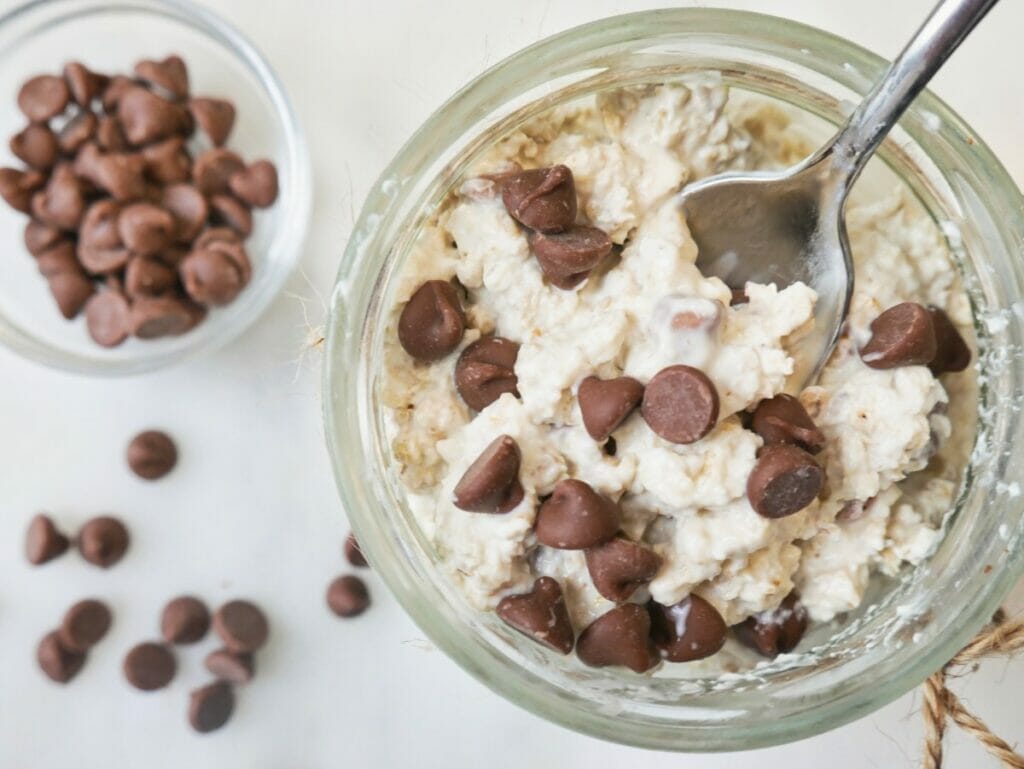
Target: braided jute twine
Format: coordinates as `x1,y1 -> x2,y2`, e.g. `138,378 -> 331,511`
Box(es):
920,608 -> 1024,768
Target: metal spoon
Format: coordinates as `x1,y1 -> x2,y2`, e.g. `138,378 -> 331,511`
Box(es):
680,0 -> 998,387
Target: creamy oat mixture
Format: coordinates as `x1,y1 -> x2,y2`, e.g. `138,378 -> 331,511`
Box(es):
382,81 -> 975,668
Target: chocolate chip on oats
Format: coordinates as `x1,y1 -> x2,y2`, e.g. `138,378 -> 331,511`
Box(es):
751,394 -> 825,454
578,375 -> 644,442
84,290 -> 131,347
58,111 -> 98,155
11,123 -> 59,170
452,434 -> 524,513
209,193 -> 252,237
64,62 -> 107,107
160,183 -> 207,242
454,336 -> 520,411
77,515 -> 129,568
37,631 -> 85,684
127,429 -> 177,479
501,165 -> 577,232
189,97 -> 235,146
576,603 -> 656,673
124,256 -> 177,297
123,642 -> 176,691
31,165 -> 86,231
49,271 -> 96,319
142,137 -> 191,184
117,202 -> 175,256
326,575 -> 371,618
93,152 -> 148,201
213,600 -> 269,654
928,306 -> 971,375
535,479 -> 619,550
179,244 -> 246,306
192,147 -> 244,196
734,591 -> 808,657
134,55 -> 189,100
648,595 -> 726,663
118,86 -> 187,145
18,75 -> 69,122
130,295 -> 195,338
641,365 -> 719,444
397,280 -> 466,361
25,513 -> 70,565
229,159 -> 278,208
24,220 -> 62,255
344,532 -> 368,568
860,302 -> 937,369
747,444 -> 823,519
529,225 -> 612,288
161,596 -> 210,644
59,599 -> 113,653
496,576 -> 574,654
584,536 -> 661,602
204,649 -> 254,684
188,681 -> 234,733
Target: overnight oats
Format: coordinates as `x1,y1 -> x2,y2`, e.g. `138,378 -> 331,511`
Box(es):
381,80 -> 975,673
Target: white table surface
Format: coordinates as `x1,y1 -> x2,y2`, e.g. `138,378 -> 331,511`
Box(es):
1,0 -> 1022,766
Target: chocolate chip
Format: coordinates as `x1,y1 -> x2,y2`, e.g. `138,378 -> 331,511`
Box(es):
192,148 -> 244,196
641,365 -> 719,444
77,515 -> 130,568
729,287 -> 748,306
213,600 -> 269,653
860,302 -> 937,369
124,256 -> 177,297
118,86 -> 187,145
96,114 -> 129,151
189,97 -> 235,146
194,225 -> 241,250
35,240 -> 80,277
58,111 -> 98,155
397,279 -> 466,361
344,532 -> 368,568
100,75 -> 134,113
454,336 -> 520,411
501,165 -> 577,232
159,183 -> 207,242
18,75 -> 69,122
142,137 -> 191,184
204,649 -> 254,684
25,513 -> 70,565
11,123 -> 59,170
648,595 -> 727,662
161,596 -> 210,644
134,55 -> 189,100
93,152 -> 147,201
64,62 -> 107,107
179,244 -> 246,306
928,306 -> 971,375
747,444 -> 823,519
496,576 -> 574,654
734,592 -> 808,657
751,394 -> 825,454
37,631 -> 85,683
123,642 -> 176,691
578,376 -> 644,442
528,225 -> 612,288
31,165 -> 86,231
535,479 -> 619,550
84,290 -> 131,347
576,604 -> 656,673
24,220 -> 62,255
452,435 -> 524,513
228,159 -> 278,208
326,575 -> 371,618
117,202 -> 175,256
126,429 -> 177,479
130,295 -> 195,338
584,536 -> 661,602
78,200 -> 130,273
59,599 -> 113,653
188,681 -> 234,733
0,167 -> 46,212
49,271 -> 96,319
209,193 -> 252,237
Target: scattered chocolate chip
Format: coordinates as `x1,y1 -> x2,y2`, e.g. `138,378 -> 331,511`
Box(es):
63,62 -> 107,107
584,536 -> 661,602
49,271 -> 95,319
397,280 -> 466,361
93,152 -> 147,201
58,599 -> 113,653
179,244 -> 246,306
535,479 -> 619,550
496,576 -> 574,654
529,225 -> 612,288
751,394 -> 825,454
118,86 -> 187,145
454,336 -> 520,411
213,600 -> 269,654
31,165 -> 86,231
84,290 -> 131,347
209,193 -> 252,237
77,515 -> 130,568
18,75 -> 69,122
189,681 -> 234,733
501,165 -> 577,232
126,429 -> 177,479
204,649 -> 254,684
161,596 -> 211,644
928,306 -> 971,375
747,443 -> 823,519
576,604 -> 655,673
578,375 -> 644,442
344,532 -> 368,568
117,202 -> 175,256
641,365 -> 719,444
57,111 -> 98,155
229,159 -> 278,208
24,220 -> 62,255
142,137 -> 191,184
734,592 -> 808,657
189,97 -> 235,146
134,55 -> 189,100
860,302 -> 937,369
648,595 -> 727,662
96,114 -> 129,151
192,147 -> 244,196
123,642 -> 176,691
25,513 -> 70,565
326,575 -> 371,618
124,256 -> 177,297
10,123 -> 59,170
0,167 -> 45,212
37,631 -> 85,684
160,183 -> 207,242
452,435 -> 524,513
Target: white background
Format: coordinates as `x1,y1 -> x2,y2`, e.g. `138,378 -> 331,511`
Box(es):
1,0 -> 1022,766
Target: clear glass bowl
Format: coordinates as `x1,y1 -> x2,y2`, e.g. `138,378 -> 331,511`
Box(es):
0,0 -> 311,375
324,9 -> 1024,751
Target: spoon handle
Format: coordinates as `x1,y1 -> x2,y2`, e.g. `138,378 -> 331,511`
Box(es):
828,0 -> 999,183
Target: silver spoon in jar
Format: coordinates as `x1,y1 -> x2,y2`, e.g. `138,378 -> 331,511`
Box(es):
680,0 -> 997,387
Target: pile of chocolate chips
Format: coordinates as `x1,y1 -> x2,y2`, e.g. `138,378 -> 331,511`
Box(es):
0,55 -> 279,347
